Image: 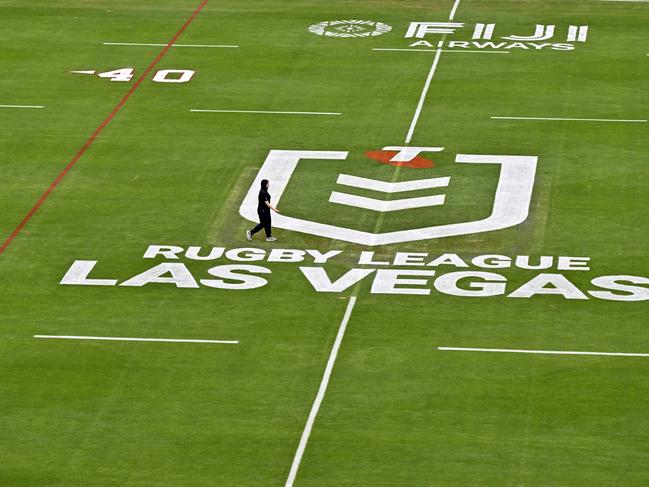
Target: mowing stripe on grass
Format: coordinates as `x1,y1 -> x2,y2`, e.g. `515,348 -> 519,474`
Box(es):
0,104 -> 44,109
438,347 -> 649,357
373,48 -> 510,54
0,0 -> 210,257
103,42 -> 238,48
34,335 -> 238,344
285,296 -> 358,487
492,116 -> 647,122
191,109 -> 341,115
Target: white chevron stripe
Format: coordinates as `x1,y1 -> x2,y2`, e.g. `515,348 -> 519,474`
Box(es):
336,174 -> 450,193
329,191 -> 446,212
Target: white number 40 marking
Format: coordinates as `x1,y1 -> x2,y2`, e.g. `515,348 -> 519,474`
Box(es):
98,68 -> 134,82
152,69 -> 195,83
96,68 -> 195,83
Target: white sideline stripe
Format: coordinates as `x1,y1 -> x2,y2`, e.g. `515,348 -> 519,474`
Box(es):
438,347 -> 649,357
34,335 -> 238,344
103,42 -> 239,48
285,296 -> 357,487
191,109 -> 341,116
0,105 -> 44,109
337,173 -> 450,193
405,48 -> 443,144
492,116 -> 647,123
330,191 -> 445,212
373,48 -> 510,54
600,0 -> 649,2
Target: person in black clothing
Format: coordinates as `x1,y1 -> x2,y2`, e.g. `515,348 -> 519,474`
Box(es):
246,179 -> 280,242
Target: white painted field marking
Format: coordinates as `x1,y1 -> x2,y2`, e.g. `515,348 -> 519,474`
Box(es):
373,48 -> 510,54
34,335 -> 238,344
405,48 -> 443,144
330,192 -> 445,211
241,151 -> 536,245
190,109 -> 341,116
438,347 -> 649,357
600,0 -> 649,3
402,0 -> 463,144
492,116 -> 647,123
285,296 -> 357,487
336,174 -> 450,192
0,105 -> 44,109
449,0 -> 463,20
103,42 -> 239,48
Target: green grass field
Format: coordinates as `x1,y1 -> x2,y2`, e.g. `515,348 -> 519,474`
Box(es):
2,0 -> 649,485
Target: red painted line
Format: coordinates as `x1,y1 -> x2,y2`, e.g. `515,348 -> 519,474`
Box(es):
0,0 -> 209,256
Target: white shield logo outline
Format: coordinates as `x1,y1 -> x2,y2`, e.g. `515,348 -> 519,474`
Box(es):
239,150 -> 537,246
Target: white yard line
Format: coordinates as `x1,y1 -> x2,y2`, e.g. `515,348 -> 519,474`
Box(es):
438,347 -> 649,357
449,0 -> 463,20
403,0 -> 462,144
405,48 -> 443,144
492,116 -> 647,123
285,296 -> 358,487
103,42 -> 239,48
0,105 -> 44,109
34,335 -> 238,344
373,48 -> 509,54
191,109 -> 341,116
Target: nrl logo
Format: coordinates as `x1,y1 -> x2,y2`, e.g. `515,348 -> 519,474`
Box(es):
308,20 -> 392,38
240,148 -> 538,246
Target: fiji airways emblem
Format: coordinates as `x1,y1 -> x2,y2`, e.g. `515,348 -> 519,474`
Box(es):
240,147 -> 538,246
308,20 -> 392,38
307,19 -> 589,50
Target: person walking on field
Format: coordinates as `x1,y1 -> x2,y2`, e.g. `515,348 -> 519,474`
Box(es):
246,179 -> 280,242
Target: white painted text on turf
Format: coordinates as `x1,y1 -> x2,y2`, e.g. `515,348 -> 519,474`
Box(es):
58,246 -> 649,301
